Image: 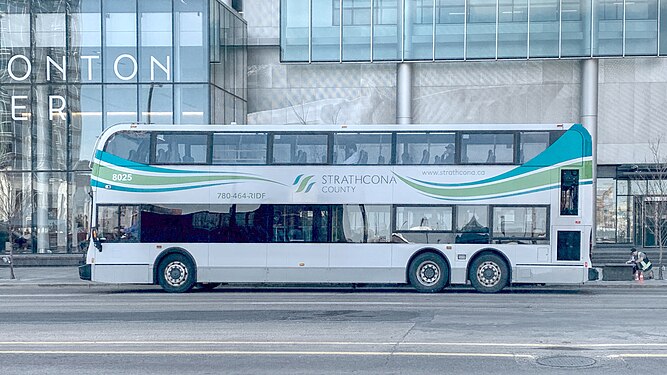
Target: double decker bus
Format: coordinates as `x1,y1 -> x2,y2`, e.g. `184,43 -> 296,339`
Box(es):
80,123 -> 592,293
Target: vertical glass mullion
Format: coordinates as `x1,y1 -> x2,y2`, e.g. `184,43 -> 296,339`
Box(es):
371,0 -> 374,61
527,0 -> 530,58
309,0 -> 312,62
401,0 -> 406,61
339,0 -> 343,62
432,0 -> 436,60
464,0 -> 468,59
590,0 -> 594,57
659,0 -> 662,55
495,0 -> 498,59
558,0 -> 562,58
623,0 -> 626,56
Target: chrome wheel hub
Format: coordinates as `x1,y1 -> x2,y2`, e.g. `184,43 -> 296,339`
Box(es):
417,261 -> 441,286
165,261 -> 188,287
476,261 -> 501,287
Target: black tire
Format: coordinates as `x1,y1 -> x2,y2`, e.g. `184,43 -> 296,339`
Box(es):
468,253 -> 509,293
408,252 -> 449,293
197,282 -> 221,291
157,253 -> 196,293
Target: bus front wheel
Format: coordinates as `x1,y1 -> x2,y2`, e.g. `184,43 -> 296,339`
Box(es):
408,253 -> 449,293
469,253 -> 509,293
157,253 -> 196,293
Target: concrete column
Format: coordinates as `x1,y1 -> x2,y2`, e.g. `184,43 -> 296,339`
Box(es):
396,62 -> 412,125
580,58 -> 598,248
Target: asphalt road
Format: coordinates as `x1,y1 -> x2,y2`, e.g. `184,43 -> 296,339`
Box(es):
0,285 -> 666,374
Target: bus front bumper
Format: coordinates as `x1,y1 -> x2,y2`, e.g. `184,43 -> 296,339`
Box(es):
79,264 -> 91,281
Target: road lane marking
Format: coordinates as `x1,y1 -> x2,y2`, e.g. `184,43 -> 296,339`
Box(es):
608,354 -> 667,358
0,350 -> 534,358
0,341 -> 665,348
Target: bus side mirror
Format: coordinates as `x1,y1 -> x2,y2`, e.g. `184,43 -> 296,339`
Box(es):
92,228 -> 104,252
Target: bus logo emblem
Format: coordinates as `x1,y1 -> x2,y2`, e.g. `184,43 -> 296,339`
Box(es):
293,174 -> 316,193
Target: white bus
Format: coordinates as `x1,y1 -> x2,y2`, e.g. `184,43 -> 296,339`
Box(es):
80,123 -> 593,293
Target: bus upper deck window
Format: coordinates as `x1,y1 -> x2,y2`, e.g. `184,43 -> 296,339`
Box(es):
104,131 -> 150,164
560,170 -> 579,216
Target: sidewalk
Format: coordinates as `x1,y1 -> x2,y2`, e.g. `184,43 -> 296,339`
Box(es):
1,266 -> 667,288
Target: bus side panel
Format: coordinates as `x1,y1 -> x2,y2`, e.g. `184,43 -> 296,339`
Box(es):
92,264 -> 151,283
203,243 -> 268,282
329,243 -> 396,283
513,265 -> 587,284
266,243 -> 330,282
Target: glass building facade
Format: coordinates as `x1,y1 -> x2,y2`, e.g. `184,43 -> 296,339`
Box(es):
281,0 -> 665,62
0,0 -> 247,253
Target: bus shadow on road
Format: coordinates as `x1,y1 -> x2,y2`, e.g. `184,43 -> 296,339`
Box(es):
100,284 -> 593,295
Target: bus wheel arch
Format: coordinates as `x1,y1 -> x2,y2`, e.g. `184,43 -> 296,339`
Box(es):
406,248 -> 450,293
154,248 -> 197,293
467,249 -> 511,293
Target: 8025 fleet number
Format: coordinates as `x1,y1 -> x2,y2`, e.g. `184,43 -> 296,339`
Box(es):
111,173 -> 133,181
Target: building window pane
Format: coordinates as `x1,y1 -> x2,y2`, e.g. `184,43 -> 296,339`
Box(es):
104,85 -> 138,127
34,173 -> 68,253
281,0 -> 309,61
594,0 -> 623,56
272,134 -> 328,164
343,0 -> 372,61
212,133 -> 268,164
597,178 -> 617,243
313,0 -> 341,61
625,0 -> 658,56
661,0 -> 667,55
70,5 -> 103,83
397,132 -> 456,164
643,200 -> 667,247
175,84 -> 208,124
373,0 -> 401,60
35,85 -> 67,171
333,133 -> 391,164
435,0 -> 465,59
36,13 -> 66,48
617,195 -> 633,243
461,133 -> 514,164
405,0 -> 434,60
498,0 -> 527,58
467,0 -> 497,59
140,84 -> 173,124
0,86 -> 32,170
175,0 -> 208,81
0,172 -> 32,254
139,0 -> 173,82
104,0 -> 138,83
70,85 -> 102,169
561,0 -> 591,57
529,0 -> 559,58
155,134 -> 208,164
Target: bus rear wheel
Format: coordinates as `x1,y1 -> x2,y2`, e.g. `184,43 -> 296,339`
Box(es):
469,253 -> 509,293
157,253 -> 196,293
408,253 -> 448,293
